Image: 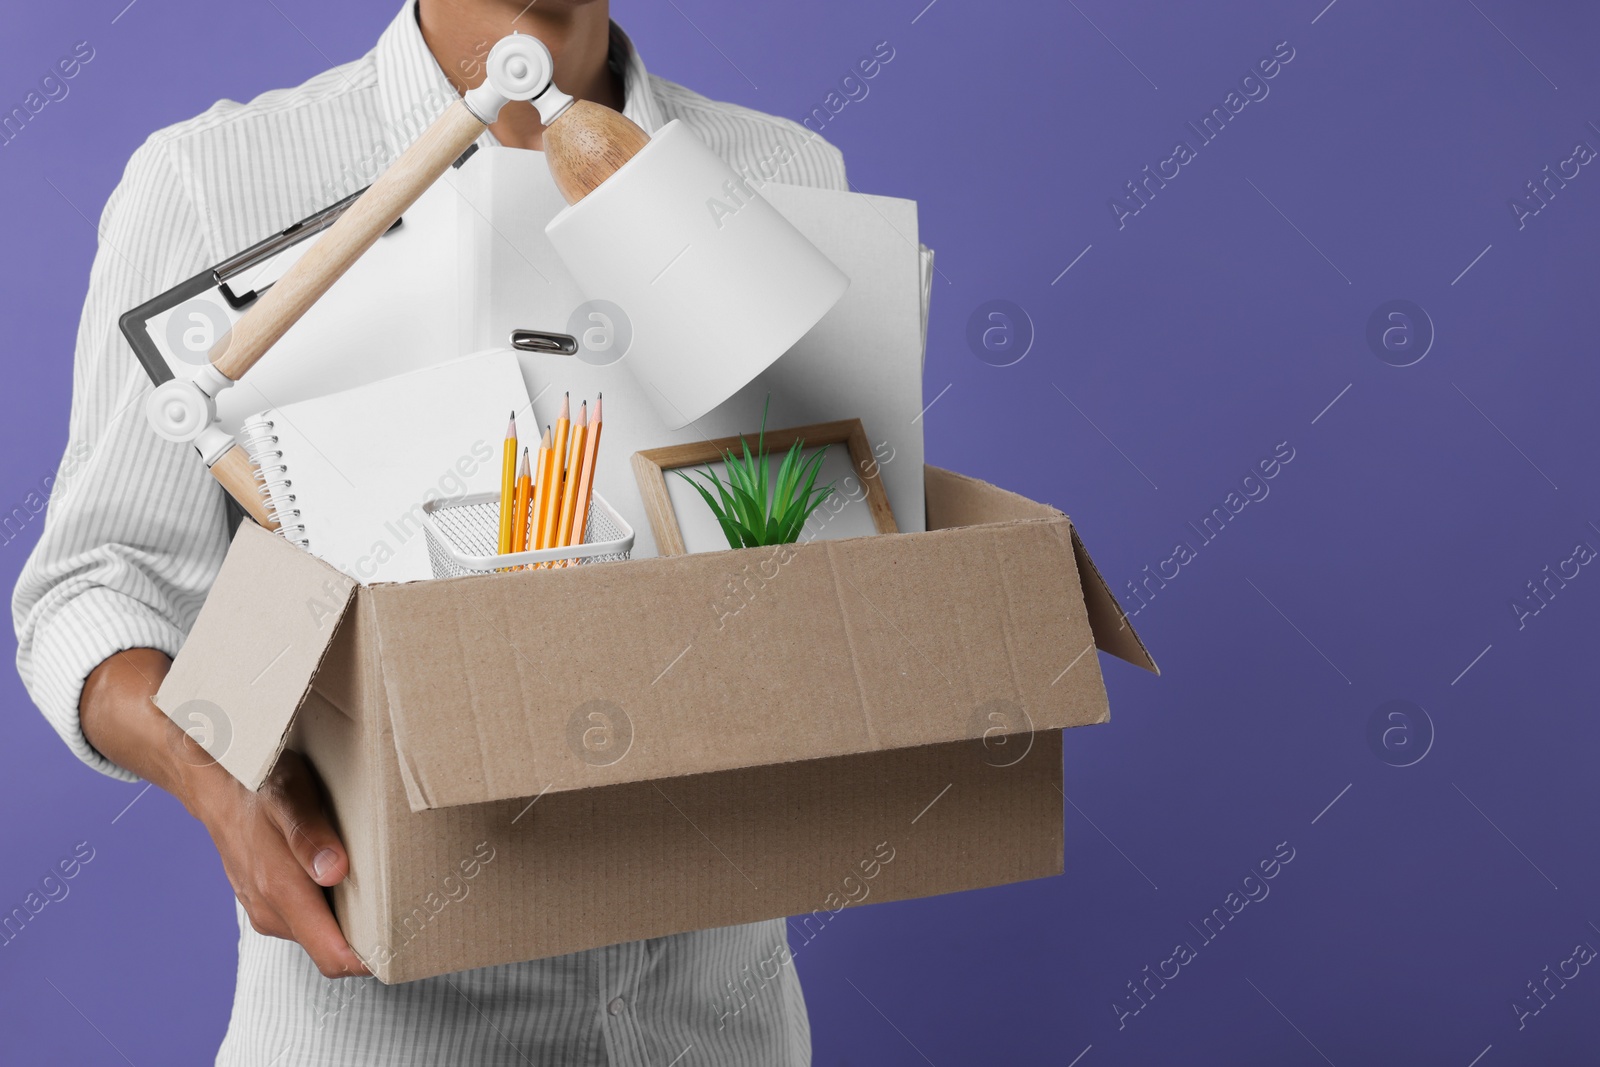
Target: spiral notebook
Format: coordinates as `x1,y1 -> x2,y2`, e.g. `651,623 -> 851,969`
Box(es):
238,350 -> 534,583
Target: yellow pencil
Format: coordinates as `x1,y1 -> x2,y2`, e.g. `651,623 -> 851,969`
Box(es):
510,447 -> 532,554
532,425 -> 556,551
555,400 -> 588,549
497,411 -> 517,556
539,394 -> 571,552
569,393 -> 601,559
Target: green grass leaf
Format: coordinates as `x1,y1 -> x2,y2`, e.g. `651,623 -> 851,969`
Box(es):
676,470 -> 742,549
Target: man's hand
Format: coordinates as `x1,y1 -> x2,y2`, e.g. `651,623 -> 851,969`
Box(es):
185,749 -> 368,977
81,648 -> 369,978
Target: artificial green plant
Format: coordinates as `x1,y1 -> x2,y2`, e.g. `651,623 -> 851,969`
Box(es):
676,399 -> 835,550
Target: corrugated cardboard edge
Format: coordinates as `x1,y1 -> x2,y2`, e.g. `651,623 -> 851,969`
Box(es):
156,522 -> 359,791
356,591 -> 397,960
360,582 -> 461,813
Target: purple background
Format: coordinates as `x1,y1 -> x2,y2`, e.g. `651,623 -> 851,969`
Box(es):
4,0 -> 1599,1063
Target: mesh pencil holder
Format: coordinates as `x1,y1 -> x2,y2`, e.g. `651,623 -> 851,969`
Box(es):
421,491 -> 634,578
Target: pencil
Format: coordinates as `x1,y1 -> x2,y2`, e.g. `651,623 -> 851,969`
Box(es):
555,400 -> 588,549
497,411 -> 517,556
569,393 -> 601,559
532,425 -> 556,551
540,394 -> 571,552
510,447 -> 532,554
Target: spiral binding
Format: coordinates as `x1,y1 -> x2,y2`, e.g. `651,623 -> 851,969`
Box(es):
237,414 -> 310,548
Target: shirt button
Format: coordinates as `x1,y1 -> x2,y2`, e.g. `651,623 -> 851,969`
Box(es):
607,997 -> 626,1016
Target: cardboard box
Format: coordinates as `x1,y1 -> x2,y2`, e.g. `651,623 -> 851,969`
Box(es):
156,466 -> 1155,983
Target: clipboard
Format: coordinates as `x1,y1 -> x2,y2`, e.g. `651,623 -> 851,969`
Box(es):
116,142 -> 487,389
117,186 -> 406,388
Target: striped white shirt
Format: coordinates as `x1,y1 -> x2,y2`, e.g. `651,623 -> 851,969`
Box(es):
11,3 -> 844,1063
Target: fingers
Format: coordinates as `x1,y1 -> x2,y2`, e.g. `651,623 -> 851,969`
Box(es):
275,871 -> 372,978
237,797 -> 370,979
200,752 -> 371,979
261,751 -> 349,888
240,868 -> 371,978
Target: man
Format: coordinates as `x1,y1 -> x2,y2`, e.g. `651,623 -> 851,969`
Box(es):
12,1 -> 844,1062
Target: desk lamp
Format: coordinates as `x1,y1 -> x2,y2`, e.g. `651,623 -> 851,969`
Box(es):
145,34 -> 849,528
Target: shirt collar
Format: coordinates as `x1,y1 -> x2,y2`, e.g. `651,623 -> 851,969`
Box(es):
373,0 -> 666,151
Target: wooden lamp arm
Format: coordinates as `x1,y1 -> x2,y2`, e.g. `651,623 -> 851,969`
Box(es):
208,101 -> 488,382
211,443 -> 278,528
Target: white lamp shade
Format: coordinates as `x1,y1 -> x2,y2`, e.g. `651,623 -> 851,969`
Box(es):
545,120 -> 850,428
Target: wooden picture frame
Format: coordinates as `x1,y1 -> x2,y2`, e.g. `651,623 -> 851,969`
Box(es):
631,418 -> 898,556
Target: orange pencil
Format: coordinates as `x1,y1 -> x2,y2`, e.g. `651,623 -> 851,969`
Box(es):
569,393 -> 602,557
497,411 -> 518,556
539,394 -> 571,552
510,447 -> 532,554
532,425 -> 556,551
555,401 -> 588,549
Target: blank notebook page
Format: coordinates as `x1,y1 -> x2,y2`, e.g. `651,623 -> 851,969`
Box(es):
240,350 -> 533,583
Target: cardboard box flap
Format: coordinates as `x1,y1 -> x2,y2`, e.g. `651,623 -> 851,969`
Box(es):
368,510 -> 1112,812
925,465 -> 1061,527
925,466 -> 1156,673
155,522 -> 358,791
1070,525 -> 1158,674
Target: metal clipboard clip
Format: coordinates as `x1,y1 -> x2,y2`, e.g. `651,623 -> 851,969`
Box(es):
212,188 -> 406,310
509,329 -> 578,355
210,143 -> 486,310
